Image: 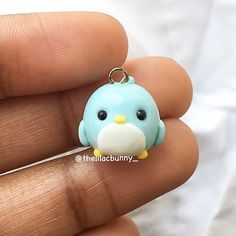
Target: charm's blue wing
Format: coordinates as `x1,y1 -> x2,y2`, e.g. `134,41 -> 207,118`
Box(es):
154,120 -> 165,146
78,120 -> 89,146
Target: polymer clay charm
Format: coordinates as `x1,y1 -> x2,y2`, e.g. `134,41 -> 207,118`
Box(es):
78,68 -> 165,159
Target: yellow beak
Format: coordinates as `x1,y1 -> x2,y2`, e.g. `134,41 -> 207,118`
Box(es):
114,115 -> 126,124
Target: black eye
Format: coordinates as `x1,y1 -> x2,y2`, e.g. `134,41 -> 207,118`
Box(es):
97,110 -> 107,120
136,109 -> 146,120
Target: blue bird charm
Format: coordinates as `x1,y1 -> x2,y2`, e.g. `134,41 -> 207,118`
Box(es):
78,67 -> 165,159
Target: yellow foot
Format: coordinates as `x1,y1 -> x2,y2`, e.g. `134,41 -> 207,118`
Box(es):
93,149 -> 103,157
137,150 -> 148,160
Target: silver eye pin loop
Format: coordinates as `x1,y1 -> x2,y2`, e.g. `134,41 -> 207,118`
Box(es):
108,67 -> 129,84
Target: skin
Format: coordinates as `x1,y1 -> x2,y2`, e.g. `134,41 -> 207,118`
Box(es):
0,12 -> 198,235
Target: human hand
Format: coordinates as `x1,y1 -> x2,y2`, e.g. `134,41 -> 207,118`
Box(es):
0,12 -> 198,235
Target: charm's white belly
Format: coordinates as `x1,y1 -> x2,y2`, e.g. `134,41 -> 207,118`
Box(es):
97,123 -> 145,156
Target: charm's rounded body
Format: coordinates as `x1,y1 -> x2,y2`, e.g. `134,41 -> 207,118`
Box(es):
79,72 -> 165,159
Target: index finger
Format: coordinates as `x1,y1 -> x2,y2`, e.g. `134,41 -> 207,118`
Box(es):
0,12 -> 128,98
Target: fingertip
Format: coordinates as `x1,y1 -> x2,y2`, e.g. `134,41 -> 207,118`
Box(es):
124,57 -> 193,118
100,13 -> 128,66
164,57 -> 193,117
80,216 -> 140,236
160,119 -> 199,189
177,120 -> 199,181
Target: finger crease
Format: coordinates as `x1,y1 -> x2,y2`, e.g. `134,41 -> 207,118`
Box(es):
0,62 -> 9,99
61,159 -> 119,231
61,159 -> 86,232
90,163 -> 119,219
56,91 -> 78,147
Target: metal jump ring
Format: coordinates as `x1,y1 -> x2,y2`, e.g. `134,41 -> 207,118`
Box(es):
108,67 -> 129,84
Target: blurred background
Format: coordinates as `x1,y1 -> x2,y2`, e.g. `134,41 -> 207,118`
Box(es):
1,1 -> 236,235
